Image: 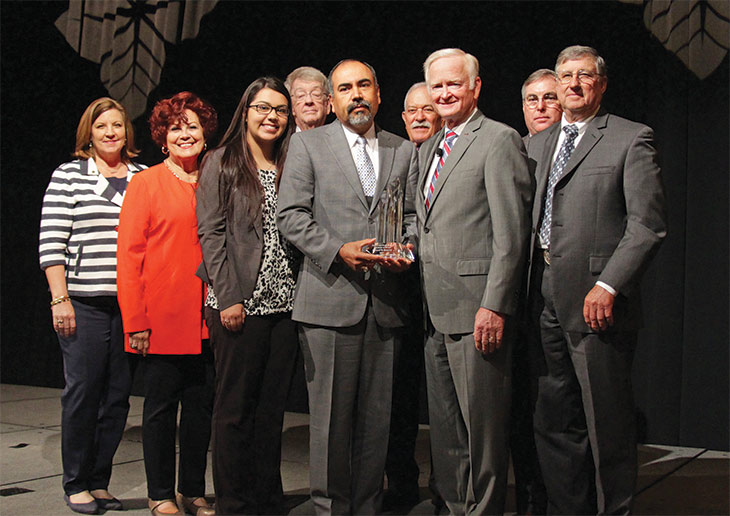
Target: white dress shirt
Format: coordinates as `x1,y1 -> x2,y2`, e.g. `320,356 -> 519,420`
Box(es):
341,123 -> 379,182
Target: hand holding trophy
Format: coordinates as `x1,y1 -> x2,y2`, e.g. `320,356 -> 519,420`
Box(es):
362,178 -> 415,263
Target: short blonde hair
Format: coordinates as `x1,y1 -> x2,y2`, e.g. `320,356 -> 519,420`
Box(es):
73,97 -> 139,161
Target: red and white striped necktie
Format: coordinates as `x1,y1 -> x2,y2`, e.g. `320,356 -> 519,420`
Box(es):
425,130 -> 458,210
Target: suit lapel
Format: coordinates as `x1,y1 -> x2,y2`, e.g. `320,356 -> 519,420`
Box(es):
417,131 -> 441,223
557,112 -> 607,184
533,124 -> 561,223
325,121 -> 369,210
426,112 -> 483,212
88,158 -> 128,207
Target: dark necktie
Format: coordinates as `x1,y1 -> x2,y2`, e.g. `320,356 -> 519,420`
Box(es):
539,124 -> 579,247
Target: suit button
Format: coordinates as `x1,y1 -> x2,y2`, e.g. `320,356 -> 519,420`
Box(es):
424,227 -> 430,233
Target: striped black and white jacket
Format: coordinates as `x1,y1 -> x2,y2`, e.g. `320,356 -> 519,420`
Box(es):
39,158 -> 147,296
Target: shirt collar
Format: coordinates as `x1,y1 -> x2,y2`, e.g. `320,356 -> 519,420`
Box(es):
560,110 -> 597,133
445,108 -> 478,138
342,122 -> 377,151
88,157 -> 101,176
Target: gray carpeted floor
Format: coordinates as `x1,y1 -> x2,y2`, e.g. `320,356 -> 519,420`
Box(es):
1,384 -> 728,515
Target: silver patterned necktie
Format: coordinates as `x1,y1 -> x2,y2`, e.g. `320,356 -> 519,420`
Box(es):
539,124 -> 579,247
355,136 -> 376,197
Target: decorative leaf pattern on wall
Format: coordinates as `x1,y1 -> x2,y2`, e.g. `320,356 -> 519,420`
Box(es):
622,0 -> 729,79
56,0 -> 218,120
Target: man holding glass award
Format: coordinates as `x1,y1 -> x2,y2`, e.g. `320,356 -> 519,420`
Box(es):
277,59 -> 418,515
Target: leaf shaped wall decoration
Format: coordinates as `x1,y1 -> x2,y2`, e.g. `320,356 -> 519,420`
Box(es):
620,0 -> 729,79
56,0 -> 218,120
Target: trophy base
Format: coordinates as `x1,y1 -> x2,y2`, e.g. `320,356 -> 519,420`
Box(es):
362,242 -> 415,261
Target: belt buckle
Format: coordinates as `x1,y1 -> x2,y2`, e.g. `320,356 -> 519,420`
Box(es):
543,249 -> 550,266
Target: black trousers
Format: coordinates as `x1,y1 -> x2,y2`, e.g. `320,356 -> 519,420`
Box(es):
533,261 -> 637,515
206,308 -> 298,515
142,346 -> 214,500
58,297 -> 132,496
385,267 -> 423,498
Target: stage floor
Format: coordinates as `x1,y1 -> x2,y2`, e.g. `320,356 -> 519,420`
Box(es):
1,383 -> 728,515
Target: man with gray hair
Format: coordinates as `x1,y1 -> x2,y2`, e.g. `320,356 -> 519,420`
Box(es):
402,82 -> 443,146
285,66 -> 330,131
522,68 -> 562,138
418,47 -> 533,514
527,45 -> 666,514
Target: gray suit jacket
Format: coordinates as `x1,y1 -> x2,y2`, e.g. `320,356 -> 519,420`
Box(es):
527,111 -> 667,332
195,147 -> 264,311
417,110 -> 533,335
277,120 -> 419,328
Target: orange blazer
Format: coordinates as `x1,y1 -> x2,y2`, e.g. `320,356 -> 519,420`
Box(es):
117,162 -> 207,355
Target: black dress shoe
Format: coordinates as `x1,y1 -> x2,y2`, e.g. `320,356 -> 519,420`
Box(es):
94,496 -> 123,510
64,494 -> 99,515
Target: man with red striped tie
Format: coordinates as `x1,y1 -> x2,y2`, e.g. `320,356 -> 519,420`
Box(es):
416,48 -> 533,515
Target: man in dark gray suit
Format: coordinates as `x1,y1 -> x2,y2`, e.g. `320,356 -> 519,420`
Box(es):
277,59 -> 418,515
527,45 -> 667,514
418,48 -> 533,514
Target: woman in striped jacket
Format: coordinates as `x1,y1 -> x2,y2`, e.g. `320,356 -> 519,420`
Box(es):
38,97 -> 145,515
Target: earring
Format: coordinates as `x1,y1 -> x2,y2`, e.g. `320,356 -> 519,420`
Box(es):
203,143 -> 207,151
161,146 -> 169,155
88,141 -> 93,149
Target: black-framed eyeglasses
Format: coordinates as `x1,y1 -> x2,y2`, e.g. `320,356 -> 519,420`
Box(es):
557,70 -> 601,85
524,93 -> 560,109
248,103 -> 290,117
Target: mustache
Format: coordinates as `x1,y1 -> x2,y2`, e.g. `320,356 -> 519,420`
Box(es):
347,100 -> 371,114
410,120 -> 432,129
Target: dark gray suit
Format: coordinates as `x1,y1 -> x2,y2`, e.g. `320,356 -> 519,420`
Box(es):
526,111 -> 667,514
277,120 -> 418,515
417,110 -> 533,514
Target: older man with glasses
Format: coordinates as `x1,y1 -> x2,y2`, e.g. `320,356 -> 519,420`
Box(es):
526,45 -> 667,514
285,66 -> 331,131
522,68 -> 563,139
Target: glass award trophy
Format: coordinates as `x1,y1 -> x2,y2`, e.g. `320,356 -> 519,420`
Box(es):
362,178 -> 415,261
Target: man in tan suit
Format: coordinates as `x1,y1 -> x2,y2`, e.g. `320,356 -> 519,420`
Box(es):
417,48 -> 533,514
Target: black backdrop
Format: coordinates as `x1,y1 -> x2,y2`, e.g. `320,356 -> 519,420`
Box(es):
2,1 -> 727,451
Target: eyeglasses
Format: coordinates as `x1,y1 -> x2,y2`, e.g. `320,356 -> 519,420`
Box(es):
524,93 -> 560,109
248,103 -> 290,117
293,89 -> 325,103
557,70 -> 601,85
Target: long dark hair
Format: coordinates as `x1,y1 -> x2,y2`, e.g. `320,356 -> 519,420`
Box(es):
215,77 -> 294,222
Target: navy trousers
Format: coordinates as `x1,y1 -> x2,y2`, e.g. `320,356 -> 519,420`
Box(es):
58,296 -> 131,496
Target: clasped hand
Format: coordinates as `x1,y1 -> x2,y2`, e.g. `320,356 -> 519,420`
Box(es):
338,239 -> 413,273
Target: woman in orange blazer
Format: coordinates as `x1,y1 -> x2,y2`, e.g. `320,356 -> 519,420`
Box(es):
117,92 -> 217,516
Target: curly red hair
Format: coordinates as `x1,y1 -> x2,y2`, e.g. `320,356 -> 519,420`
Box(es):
149,91 -> 218,147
